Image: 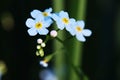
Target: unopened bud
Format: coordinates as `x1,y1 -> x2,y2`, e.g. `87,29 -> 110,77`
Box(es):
37,38 -> 43,44
50,30 -> 57,37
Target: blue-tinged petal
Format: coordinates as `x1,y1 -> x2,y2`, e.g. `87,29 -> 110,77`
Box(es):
44,19 -> 53,27
56,20 -> 65,30
45,8 -> 52,13
27,28 -> 37,36
66,26 -> 75,36
59,11 -> 69,18
66,25 -> 71,31
45,17 -> 52,21
82,29 -> 92,36
72,21 -> 78,29
51,13 -> 59,21
69,18 -> 76,23
30,10 -> 42,18
25,18 -> 35,28
35,14 -> 44,21
76,33 -> 86,42
77,20 -> 85,29
38,28 -> 48,35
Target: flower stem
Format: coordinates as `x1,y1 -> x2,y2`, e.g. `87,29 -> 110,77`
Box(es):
0,73 -> 2,80
44,35 -> 50,43
67,0 -> 88,80
55,37 -> 64,44
52,0 -> 66,80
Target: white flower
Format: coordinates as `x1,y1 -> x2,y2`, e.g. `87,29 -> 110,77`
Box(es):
50,30 -> 57,37
25,13 -> 52,36
40,60 -> 48,67
51,11 -> 75,30
69,20 -> 92,42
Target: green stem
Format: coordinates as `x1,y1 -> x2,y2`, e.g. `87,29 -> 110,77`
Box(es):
0,73 -> 2,80
44,35 -> 50,43
67,0 -> 87,80
55,37 -> 64,44
52,0 -> 65,80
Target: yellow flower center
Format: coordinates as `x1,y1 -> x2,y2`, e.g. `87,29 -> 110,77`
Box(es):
35,22 -> 43,29
43,59 -> 48,63
76,26 -> 82,32
42,12 -> 48,16
62,18 -> 69,24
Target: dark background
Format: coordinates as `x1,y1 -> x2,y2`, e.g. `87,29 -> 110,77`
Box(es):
0,0 -> 120,80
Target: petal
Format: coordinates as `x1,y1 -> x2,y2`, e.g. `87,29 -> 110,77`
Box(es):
27,28 -> 37,36
56,20 -> 65,30
66,26 -> 75,36
45,8 -> 52,13
76,33 -> 86,42
77,20 -> 85,29
35,15 -> 44,21
38,28 -> 49,35
59,11 -> 69,18
43,63 -> 48,67
40,61 -> 48,67
51,13 -> 59,21
44,18 -> 53,27
25,18 -> 35,28
82,29 -> 92,36
30,10 -> 42,18
69,18 -> 76,23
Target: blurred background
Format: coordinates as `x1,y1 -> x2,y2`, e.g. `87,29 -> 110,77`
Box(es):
0,0 -> 120,80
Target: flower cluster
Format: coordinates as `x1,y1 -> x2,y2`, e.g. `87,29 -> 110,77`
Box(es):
25,8 -> 92,67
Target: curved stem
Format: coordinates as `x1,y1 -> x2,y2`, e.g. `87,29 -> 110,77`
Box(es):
52,0 -> 65,80
44,35 -> 50,43
67,0 -> 87,80
55,37 -> 64,44
0,73 -> 2,80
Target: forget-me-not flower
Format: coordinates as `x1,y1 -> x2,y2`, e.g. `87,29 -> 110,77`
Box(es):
25,12 -> 52,36
31,8 -> 53,24
69,20 -> 92,42
51,11 -> 75,30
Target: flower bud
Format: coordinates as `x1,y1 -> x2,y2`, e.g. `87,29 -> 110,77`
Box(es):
37,45 -> 41,49
50,30 -> 57,37
41,43 -> 46,47
37,38 -> 43,44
